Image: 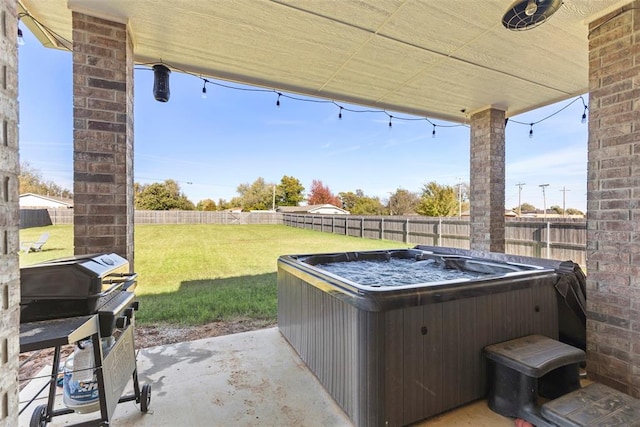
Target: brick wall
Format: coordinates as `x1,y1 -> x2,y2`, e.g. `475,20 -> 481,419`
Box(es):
469,108 -> 506,253
0,0 -> 20,423
586,0 -> 640,397
72,12 -> 134,264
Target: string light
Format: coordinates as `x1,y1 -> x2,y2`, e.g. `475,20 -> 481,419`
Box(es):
17,27 -> 25,46
508,95 -> 589,139
18,12 -> 593,138
201,79 -> 208,99
17,11 -> 72,51
134,59 -> 590,139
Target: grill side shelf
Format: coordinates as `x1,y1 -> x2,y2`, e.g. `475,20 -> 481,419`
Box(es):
19,315 -> 99,353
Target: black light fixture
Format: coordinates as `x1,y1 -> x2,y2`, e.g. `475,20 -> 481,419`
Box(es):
152,64 -> 171,102
502,0 -> 562,31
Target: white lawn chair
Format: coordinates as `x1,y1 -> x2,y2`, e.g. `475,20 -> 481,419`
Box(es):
20,232 -> 50,253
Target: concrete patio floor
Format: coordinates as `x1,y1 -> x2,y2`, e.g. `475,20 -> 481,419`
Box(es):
19,327 -> 514,426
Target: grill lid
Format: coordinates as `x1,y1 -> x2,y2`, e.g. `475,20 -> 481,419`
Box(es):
20,253 -> 136,323
22,253 -> 129,278
20,253 -> 132,300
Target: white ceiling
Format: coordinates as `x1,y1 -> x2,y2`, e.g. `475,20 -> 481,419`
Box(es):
19,0 -> 628,123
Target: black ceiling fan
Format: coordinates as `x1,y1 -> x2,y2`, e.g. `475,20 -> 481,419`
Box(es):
502,0 -> 563,31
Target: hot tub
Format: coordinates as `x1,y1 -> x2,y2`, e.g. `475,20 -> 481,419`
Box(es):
277,246 -> 586,427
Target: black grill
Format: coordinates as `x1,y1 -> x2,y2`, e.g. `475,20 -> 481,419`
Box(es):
20,253 -> 137,336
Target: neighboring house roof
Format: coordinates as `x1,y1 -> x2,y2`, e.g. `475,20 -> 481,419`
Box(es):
277,204 -> 350,215
19,193 -> 73,209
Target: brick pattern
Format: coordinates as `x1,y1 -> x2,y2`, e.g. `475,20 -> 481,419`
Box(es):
586,0 -> 640,398
72,12 -> 134,263
469,108 -> 506,253
0,0 -> 20,423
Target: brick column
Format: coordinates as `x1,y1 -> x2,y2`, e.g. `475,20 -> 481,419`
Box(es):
469,108 -> 506,253
72,12 -> 134,264
0,0 -> 20,423
586,1 -> 640,397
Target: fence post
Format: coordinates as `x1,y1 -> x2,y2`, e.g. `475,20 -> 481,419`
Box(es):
380,218 -> 384,240
437,218 -> 442,246
404,218 -> 410,243
546,221 -> 551,258
361,217 -> 364,238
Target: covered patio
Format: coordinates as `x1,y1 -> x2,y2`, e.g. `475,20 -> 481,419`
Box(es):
18,328 -> 513,427
2,0 -> 640,425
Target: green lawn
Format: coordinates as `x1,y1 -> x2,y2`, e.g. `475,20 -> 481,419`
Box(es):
19,224 -> 407,325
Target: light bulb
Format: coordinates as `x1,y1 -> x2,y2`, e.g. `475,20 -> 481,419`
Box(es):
201,85 -> 207,99
525,0 -> 538,16
581,113 -> 587,124
17,28 -> 25,46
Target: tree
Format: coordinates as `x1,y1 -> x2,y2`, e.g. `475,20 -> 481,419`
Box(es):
388,188 -> 419,215
549,205 -> 564,215
19,162 -> 72,198
565,208 -> 584,216
236,177 -> 275,211
307,179 -> 341,206
135,180 -> 195,210
217,198 -> 232,211
514,202 -> 537,213
196,199 -> 217,211
276,175 -> 305,206
415,181 -> 458,217
339,189 -> 386,215
338,190 -> 361,212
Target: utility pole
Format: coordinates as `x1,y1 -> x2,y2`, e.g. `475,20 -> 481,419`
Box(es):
272,185 -> 276,211
457,179 -> 463,217
516,182 -> 526,216
560,186 -> 570,216
539,184 -> 549,219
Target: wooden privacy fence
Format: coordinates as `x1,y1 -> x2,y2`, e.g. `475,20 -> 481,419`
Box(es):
21,209 -> 586,266
282,214 -> 587,267
134,210 -> 283,225
20,209 -> 283,227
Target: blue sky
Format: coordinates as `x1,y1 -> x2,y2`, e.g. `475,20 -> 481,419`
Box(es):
18,28 -> 588,212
